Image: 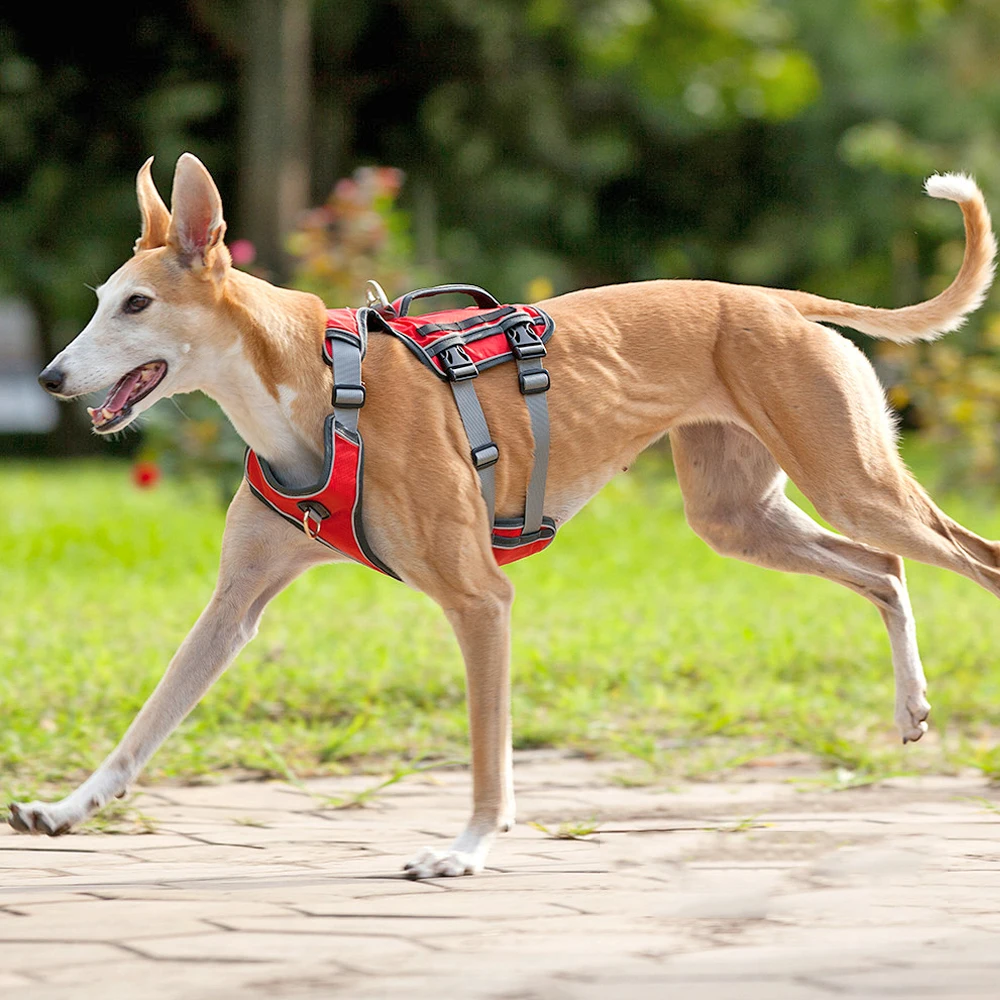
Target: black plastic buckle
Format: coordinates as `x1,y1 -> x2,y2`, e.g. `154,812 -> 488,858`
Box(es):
518,368 -> 550,395
440,344 -> 478,381
507,324 -> 547,360
471,442 -> 500,470
333,383 -> 366,408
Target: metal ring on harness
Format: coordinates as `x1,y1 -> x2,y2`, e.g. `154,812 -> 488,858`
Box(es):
364,279 -> 393,315
302,507 -> 323,539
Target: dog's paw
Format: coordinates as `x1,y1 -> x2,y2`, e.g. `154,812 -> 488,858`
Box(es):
897,693 -> 931,744
8,801 -> 75,837
403,847 -> 482,879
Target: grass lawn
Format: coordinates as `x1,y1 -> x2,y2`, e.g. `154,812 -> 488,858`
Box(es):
3,447 -> 1000,802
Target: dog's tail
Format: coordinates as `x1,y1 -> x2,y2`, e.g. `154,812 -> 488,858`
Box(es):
759,174 -> 996,343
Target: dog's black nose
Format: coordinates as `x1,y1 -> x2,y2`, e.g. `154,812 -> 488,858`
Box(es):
37,366 -> 66,395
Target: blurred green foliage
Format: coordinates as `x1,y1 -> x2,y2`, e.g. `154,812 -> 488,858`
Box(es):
139,392 -> 247,505
2,1 -> 1000,480
0,8 -> 233,346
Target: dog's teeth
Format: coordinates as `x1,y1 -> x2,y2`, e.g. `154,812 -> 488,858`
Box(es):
102,407 -> 116,420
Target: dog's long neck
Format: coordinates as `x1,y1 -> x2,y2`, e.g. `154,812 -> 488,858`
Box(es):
199,269 -> 331,489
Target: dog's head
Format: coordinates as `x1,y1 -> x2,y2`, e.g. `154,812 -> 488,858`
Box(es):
38,154 -> 234,434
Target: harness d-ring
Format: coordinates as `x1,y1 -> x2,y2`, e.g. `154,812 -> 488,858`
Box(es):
364,279 -> 393,315
302,508 -> 323,539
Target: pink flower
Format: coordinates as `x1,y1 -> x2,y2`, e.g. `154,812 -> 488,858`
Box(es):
377,167 -> 404,195
229,239 -> 256,266
334,178 -> 359,204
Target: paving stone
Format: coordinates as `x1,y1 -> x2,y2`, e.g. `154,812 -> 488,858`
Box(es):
514,977 -> 840,1000
294,893 -> 567,919
214,912 -> 499,938
6,898 -> 294,941
117,843 -> 347,864
0,971 -> 36,987
0,845 -> 127,865
4,753 -> 1000,998
811,962 -> 1000,997
36,958 -> 295,1000
129,928 -> 429,972
0,892 -> 97,908
0,939 -> 125,973
135,782 -> 314,811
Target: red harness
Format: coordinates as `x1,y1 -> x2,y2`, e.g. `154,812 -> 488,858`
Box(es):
244,284 -> 556,579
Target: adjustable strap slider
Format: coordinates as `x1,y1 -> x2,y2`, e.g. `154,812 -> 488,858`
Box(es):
507,323 -> 547,360
440,344 -> 479,381
333,383 -> 366,408
518,368 -> 550,395
471,441 -> 500,470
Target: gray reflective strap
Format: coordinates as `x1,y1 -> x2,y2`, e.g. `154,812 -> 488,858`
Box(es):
450,379 -> 497,529
516,358 -> 550,536
329,336 -> 364,434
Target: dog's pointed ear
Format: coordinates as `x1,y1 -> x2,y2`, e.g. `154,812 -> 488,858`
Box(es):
166,153 -> 229,274
134,157 -> 170,254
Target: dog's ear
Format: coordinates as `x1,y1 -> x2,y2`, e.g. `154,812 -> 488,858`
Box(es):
166,153 -> 229,275
134,157 -> 170,254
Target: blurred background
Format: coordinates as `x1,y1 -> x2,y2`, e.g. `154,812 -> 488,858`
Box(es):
6,1 -> 1000,788
2,0 -> 1000,482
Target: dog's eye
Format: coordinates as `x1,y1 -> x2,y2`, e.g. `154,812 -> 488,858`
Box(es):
123,294 -> 151,315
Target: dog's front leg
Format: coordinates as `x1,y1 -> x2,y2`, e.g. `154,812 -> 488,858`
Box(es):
404,571 -> 515,878
8,487 -> 323,836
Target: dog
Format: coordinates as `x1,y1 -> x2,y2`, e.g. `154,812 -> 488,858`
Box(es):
11,153 -> 997,878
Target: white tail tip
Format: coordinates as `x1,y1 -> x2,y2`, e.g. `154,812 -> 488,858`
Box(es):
925,172 -> 981,204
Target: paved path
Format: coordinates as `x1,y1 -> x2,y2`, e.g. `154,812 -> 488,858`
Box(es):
3,752 -> 1000,998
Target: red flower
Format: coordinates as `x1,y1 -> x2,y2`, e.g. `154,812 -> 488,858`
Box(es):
132,461 -> 161,489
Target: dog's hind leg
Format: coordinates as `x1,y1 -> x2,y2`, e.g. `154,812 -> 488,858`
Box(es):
720,312 -> 1000,598
8,485 -> 326,836
672,422 -> 930,742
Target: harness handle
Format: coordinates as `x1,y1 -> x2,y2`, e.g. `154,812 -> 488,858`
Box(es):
393,284 -> 501,318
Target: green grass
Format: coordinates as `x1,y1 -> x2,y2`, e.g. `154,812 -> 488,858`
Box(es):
3,449 -> 1000,800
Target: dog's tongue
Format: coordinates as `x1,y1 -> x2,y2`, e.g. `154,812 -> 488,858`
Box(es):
106,369 -> 143,412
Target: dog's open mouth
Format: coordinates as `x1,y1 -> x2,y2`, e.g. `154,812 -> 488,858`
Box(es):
87,361 -> 168,432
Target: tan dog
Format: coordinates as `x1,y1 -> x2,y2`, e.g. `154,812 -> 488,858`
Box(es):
12,154 -> 997,878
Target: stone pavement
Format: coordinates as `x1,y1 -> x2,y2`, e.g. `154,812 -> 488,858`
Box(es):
3,752 -> 1000,999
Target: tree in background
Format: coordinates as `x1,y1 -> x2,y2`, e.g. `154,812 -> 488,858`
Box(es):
2,0 -> 1000,482
0,7 -> 237,454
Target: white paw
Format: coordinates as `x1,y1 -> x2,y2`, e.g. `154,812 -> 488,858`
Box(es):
897,692 -> 931,744
8,800 -> 79,837
403,847 -> 482,879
